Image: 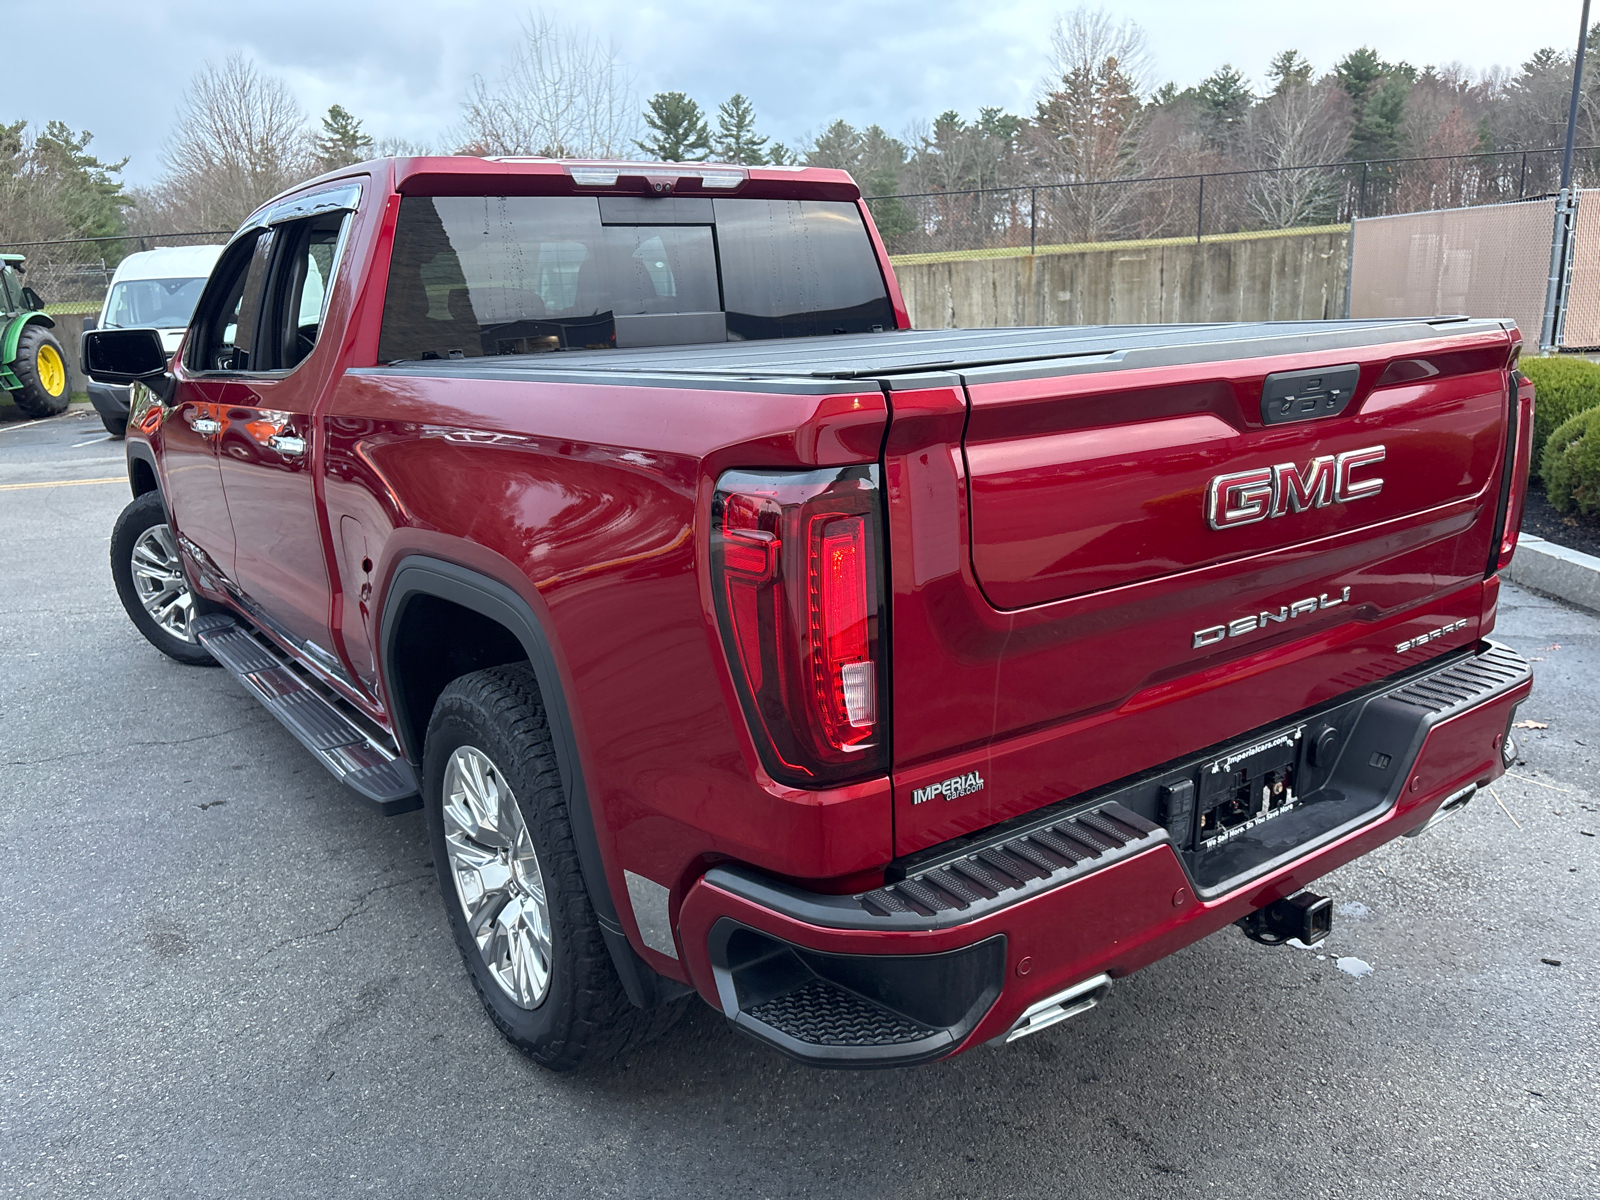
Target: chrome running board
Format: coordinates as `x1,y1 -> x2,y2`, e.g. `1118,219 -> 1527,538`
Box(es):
194,613 -> 420,815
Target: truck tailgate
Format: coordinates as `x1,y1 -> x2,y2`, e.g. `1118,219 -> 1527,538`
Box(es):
884,320 -> 1519,857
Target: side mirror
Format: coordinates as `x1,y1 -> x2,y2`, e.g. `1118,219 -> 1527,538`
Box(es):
83,328 -> 174,402
20,285 -> 46,312
81,315 -> 98,332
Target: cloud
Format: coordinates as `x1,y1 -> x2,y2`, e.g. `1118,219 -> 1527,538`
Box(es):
4,0 -> 1579,195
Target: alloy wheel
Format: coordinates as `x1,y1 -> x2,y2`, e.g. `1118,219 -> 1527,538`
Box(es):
130,523 -> 198,642
442,745 -> 553,1009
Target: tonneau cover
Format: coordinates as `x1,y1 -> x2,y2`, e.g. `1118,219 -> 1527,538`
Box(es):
359,318 -> 1511,389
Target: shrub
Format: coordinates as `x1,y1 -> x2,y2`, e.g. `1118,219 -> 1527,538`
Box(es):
1541,404 -> 1600,516
1518,356 -> 1600,484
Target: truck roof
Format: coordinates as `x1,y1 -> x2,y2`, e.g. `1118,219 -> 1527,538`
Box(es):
360,318 -> 1513,393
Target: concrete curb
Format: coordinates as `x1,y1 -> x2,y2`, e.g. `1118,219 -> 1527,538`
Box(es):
1507,534 -> 1600,614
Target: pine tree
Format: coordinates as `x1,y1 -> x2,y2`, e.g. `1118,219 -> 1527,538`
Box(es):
712,94 -> 769,164
635,92 -> 710,162
1195,64 -> 1254,147
314,105 -> 374,170
807,119 -> 864,172
1336,48 -> 1416,163
1267,50 -> 1313,95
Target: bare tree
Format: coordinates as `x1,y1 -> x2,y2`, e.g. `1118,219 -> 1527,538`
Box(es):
1029,8 -> 1152,241
1244,83 -> 1352,227
456,14 -> 640,158
145,55 -> 313,230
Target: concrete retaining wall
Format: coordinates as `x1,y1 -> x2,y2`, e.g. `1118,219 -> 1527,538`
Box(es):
893,227 -> 1351,330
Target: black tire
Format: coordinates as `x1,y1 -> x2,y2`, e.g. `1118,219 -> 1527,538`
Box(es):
424,664 -> 680,1071
109,492 -> 219,667
101,412 -> 128,438
10,324 -> 71,417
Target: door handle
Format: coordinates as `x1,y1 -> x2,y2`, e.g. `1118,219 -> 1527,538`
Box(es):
190,418 -> 221,436
267,433 -> 307,457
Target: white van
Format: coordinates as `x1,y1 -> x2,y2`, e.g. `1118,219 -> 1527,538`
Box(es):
87,244 -> 223,436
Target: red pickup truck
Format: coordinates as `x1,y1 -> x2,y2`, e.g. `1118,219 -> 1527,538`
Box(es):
85,156 -> 1534,1071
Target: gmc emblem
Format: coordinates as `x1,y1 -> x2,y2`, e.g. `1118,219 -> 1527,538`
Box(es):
1206,446 -> 1385,530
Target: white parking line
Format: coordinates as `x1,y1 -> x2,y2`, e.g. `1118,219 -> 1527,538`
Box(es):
72,436 -> 112,448
0,420 -> 44,436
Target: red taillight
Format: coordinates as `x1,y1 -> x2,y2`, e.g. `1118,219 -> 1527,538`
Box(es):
711,467 -> 885,786
1497,372 -> 1535,572
809,513 -> 875,746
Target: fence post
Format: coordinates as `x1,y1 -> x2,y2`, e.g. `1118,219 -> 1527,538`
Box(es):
1357,162 -> 1368,218
1540,188 -> 1578,350
1030,187 -> 1037,254
1196,175 -> 1205,244
1519,151 -> 1528,198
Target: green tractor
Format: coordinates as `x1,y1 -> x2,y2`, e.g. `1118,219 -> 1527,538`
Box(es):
1,252 -> 72,418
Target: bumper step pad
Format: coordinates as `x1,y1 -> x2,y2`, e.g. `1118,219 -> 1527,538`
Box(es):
195,614 -> 420,814
745,978 -> 935,1047
861,802 -> 1164,920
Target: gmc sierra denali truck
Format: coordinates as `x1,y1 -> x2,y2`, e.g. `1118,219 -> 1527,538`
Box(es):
84,156 -> 1535,1071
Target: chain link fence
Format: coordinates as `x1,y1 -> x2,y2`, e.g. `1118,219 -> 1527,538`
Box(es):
868,146 -> 1600,262
0,230 -> 230,315
1348,191 -> 1600,351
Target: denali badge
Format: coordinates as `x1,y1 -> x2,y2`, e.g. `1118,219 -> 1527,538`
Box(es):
1206,446 -> 1385,530
1193,587 -> 1351,649
911,770 -> 985,805
1395,618 -> 1468,653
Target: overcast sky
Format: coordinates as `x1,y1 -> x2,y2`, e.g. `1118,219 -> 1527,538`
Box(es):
6,0 -> 1588,188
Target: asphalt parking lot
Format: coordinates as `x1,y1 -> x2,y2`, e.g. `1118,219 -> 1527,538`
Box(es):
1,404 -> 1596,1199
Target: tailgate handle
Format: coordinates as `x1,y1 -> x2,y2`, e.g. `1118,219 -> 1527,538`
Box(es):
1260,363 -> 1360,425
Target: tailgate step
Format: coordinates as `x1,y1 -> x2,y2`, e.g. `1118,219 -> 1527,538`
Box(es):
861,801 -> 1164,919
195,614 -> 420,815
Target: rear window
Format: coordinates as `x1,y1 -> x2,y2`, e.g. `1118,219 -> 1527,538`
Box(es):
376,195 -> 893,362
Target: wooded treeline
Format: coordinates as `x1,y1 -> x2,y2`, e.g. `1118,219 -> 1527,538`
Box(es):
4,7 -> 1600,259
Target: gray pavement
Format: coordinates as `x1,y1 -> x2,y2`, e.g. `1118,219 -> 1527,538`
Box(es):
1,405 -> 1596,1199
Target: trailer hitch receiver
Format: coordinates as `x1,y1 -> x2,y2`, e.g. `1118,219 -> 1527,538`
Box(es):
1237,891 -> 1333,947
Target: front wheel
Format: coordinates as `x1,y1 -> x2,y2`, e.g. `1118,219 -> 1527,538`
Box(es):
101,412 -> 128,438
423,664 -> 676,1070
109,492 -> 218,666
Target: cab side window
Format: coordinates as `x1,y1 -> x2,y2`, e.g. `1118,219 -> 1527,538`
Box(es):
264,213 -> 348,370
188,230 -> 275,373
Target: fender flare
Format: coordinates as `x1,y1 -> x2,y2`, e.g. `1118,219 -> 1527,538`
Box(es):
126,438 -> 160,498
1,311 -> 56,366
377,554 -> 688,1009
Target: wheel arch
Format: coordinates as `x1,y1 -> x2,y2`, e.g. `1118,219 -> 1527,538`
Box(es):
126,439 -> 160,499
378,554 -> 688,1009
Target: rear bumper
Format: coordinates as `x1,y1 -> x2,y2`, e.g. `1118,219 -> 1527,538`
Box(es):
676,641 -> 1531,1067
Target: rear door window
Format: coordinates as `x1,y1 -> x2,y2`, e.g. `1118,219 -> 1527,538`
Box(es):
377,195 -> 892,362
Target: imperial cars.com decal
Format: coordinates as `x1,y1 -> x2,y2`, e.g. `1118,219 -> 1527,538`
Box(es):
911,771 -> 985,804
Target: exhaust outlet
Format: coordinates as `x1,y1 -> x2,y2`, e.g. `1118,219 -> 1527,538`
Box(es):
1405,783 -> 1477,838
1002,974 -> 1112,1044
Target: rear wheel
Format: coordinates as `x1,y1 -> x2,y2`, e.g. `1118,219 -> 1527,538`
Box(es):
101,412 -> 128,438
109,492 -> 218,666
423,664 -> 678,1070
10,325 -> 71,417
